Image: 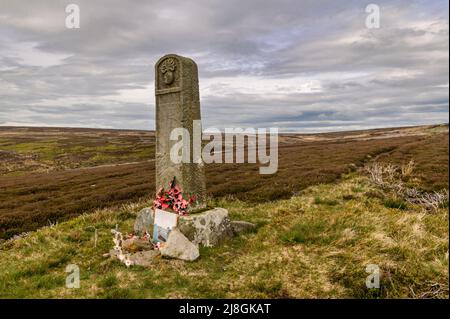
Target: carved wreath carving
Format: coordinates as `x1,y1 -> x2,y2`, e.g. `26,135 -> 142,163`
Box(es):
160,58 -> 176,85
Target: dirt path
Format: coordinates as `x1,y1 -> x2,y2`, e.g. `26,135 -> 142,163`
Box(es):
65,159 -> 155,172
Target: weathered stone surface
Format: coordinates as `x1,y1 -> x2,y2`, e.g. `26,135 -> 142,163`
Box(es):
178,208 -> 234,247
231,221 -> 257,235
134,207 -> 154,236
122,237 -> 153,253
129,250 -> 161,267
108,249 -> 119,258
160,228 -> 199,261
154,54 -> 206,208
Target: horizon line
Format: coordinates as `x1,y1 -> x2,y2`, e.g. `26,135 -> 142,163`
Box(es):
0,123 -> 448,135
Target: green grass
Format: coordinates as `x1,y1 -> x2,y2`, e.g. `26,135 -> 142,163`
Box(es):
314,196 -> 339,206
1,140 -> 62,161
383,198 -> 408,210
99,275 -> 118,288
281,220 -> 329,244
0,175 -> 447,298
0,129 -> 156,175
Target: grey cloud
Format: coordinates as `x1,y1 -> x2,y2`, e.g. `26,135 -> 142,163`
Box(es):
0,0 -> 448,132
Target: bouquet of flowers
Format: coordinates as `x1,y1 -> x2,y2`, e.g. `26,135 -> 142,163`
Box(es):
153,177 -> 196,216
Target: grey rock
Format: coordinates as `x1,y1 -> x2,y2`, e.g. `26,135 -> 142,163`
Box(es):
122,237 -> 153,253
129,250 -> 161,267
231,221 -> 257,235
134,207 -> 154,236
178,207 -> 234,247
160,228 -> 199,261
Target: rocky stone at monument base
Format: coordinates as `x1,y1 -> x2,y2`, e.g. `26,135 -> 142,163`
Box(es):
129,250 -> 161,267
159,228 -> 200,261
122,237 -> 153,253
134,207 -> 154,236
178,208 -> 234,247
132,206 -> 258,249
111,207 -> 257,266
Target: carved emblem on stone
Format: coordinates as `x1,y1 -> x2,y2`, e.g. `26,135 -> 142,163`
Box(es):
160,58 -> 176,85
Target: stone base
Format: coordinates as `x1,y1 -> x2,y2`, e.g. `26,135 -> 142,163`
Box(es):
178,208 -> 234,247
128,206 -> 257,262
122,237 -> 153,253
134,207 -> 154,236
109,248 -> 161,267
129,250 -> 161,267
160,228 -> 199,261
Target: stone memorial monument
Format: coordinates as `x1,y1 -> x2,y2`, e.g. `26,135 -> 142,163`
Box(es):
109,54 -> 257,265
154,54 -> 206,208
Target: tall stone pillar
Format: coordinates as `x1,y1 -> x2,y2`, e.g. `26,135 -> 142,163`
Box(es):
154,54 -> 206,208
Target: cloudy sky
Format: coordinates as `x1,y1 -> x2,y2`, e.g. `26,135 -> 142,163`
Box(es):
0,0 -> 448,132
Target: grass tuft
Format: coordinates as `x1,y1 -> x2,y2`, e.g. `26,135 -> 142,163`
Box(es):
383,198 -> 408,210
314,197 -> 339,206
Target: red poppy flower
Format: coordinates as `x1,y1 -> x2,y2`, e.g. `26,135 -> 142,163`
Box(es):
152,177 -> 195,215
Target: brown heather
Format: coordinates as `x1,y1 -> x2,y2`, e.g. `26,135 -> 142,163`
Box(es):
0,125 -> 448,239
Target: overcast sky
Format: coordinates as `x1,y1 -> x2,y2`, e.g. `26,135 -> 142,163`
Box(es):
0,0 -> 448,132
